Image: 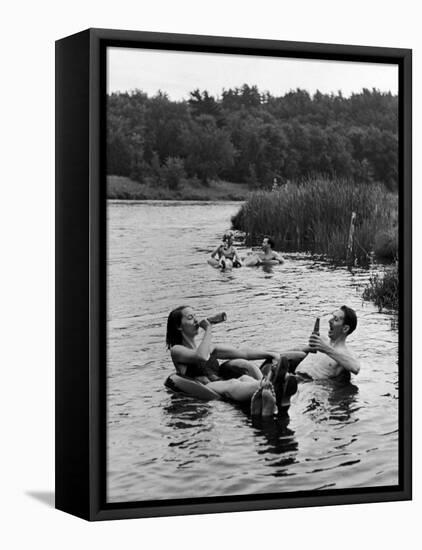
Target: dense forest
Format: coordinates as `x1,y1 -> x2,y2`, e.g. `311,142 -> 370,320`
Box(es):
107,85 -> 398,191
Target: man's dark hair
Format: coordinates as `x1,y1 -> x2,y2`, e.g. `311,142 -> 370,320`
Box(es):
264,236 -> 275,249
340,305 -> 357,335
166,305 -> 188,349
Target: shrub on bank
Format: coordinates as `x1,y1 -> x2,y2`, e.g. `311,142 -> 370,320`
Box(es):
362,266 -> 399,310
160,156 -> 187,190
231,177 -> 398,264
374,228 -> 398,260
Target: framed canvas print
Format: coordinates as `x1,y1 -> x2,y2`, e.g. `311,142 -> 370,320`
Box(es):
55,28 -> 412,521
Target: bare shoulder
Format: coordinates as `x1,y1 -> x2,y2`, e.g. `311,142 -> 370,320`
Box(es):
171,345 -> 208,365
342,342 -> 358,357
170,345 -> 188,360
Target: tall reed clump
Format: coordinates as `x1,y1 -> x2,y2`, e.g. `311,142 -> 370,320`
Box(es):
362,266 -> 399,310
231,177 -> 398,264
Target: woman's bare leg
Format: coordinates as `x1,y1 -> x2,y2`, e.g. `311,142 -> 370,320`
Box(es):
250,388 -> 262,415
207,378 -> 259,402
222,359 -> 263,381
261,381 -> 276,416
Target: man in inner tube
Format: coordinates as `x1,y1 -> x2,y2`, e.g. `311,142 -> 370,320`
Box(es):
220,306 -> 359,414
284,305 -> 360,382
244,236 -> 284,266
259,236 -> 284,263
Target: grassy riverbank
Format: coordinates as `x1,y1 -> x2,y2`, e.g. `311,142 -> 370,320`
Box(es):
107,175 -> 250,201
362,266 -> 399,310
231,178 -> 398,264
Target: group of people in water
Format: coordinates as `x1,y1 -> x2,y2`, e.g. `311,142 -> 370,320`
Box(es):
166,229 -> 360,418
208,230 -> 284,270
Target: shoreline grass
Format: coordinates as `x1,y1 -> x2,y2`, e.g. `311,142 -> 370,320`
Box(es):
107,175 -> 250,201
362,266 -> 399,310
231,177 -> 398,264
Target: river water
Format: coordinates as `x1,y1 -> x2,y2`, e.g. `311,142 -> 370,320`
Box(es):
107,200 -> 398,503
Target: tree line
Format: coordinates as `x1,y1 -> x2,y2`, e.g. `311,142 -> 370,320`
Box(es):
107,85 -> 398,191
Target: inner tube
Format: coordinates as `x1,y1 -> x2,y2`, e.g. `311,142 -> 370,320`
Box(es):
243,254 -> 261,267
208,258 -> 241,270
207,258 -> 221,268
164,373 -> 221,401
244,254 -> 281,267
164,359 -> 298,409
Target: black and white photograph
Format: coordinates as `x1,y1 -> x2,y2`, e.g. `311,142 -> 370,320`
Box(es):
106,45 -> 401,504
4,0 -> 421,544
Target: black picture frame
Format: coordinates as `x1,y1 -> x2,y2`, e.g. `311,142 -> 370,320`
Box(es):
55,28 -> 412,521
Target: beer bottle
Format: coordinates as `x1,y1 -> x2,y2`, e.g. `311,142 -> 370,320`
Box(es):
206,312 -> 227,324
309,317 -> 320,353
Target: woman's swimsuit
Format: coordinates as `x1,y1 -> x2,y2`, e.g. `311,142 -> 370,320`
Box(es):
220,245 -> 236,260
178,356 -> 220,379
218,244 -> 241,267
177,356 -> 250,380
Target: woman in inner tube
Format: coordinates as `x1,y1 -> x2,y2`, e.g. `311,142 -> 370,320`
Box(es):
166,305 -> 296,416
209,230 -> 242,270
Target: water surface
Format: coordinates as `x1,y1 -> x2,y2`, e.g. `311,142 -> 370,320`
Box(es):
107,201 -> 398,502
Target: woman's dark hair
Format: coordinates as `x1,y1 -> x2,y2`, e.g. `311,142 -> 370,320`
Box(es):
166,305 -> 188,349
340,305 -> 357,335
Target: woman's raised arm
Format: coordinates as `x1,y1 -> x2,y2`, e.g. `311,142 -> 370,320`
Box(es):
170,319 -> 213,365
210,244 -> 223,259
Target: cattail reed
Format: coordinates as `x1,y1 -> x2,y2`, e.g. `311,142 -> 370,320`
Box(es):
231,177 -> 398,265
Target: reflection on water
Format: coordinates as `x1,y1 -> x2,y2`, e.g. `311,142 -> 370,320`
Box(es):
107,201 -> 399,502
250,416 -> 297,460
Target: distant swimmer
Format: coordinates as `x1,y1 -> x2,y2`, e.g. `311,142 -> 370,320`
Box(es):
209,230 -> 242,270
244,236 -> 285,266
287,306 -> 360,381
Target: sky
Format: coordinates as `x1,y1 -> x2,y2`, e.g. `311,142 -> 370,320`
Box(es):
107,47 -> 398,100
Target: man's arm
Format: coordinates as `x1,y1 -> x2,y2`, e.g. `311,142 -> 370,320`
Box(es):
309,334 -> 360,375
326,347 -> 360,374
